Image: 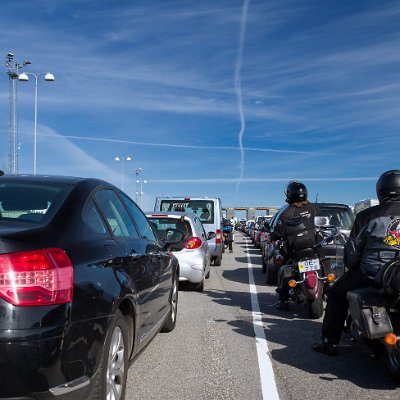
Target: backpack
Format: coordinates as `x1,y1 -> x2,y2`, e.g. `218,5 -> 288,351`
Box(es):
223,225 -> 232,233
283,216 -> 317,260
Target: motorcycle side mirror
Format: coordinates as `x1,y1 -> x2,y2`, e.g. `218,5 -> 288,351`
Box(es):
314,216 -> 330,227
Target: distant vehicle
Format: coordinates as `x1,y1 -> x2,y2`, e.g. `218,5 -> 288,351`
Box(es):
0,175 -> 181,400
316,202 -> 355,275
146,211 -> 215,291
353,198 -> 379,215
154,196 -> 223,265
261,205 -> 288,283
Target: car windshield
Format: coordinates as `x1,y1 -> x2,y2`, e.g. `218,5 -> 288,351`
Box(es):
318,206 -> 354,229
159,200 -> 214,224
0,181 -> 68,224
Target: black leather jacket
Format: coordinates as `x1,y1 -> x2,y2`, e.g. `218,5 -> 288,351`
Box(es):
271,201 -> 320,242
345,199 -> 400,278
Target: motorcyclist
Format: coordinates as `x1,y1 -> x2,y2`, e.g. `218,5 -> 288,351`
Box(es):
313,170 -> 400,356
271,181 -> 320,311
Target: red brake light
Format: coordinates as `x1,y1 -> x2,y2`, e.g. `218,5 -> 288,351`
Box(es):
0,248 -> 73,306
184,237 -> 202,249
216,229 -> 221,244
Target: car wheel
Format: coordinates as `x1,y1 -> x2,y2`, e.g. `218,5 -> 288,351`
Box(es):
161,273 -> 178,332
205,265 -> 210,279
91,310 -> 129,400
214,255 -> 222,266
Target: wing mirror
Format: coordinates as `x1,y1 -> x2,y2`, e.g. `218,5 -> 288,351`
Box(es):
207,231 -> 216,240
314,216 -> 330,227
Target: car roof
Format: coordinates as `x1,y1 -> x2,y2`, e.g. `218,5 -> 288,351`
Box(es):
145,211 -> 197,220
0,174 -> 113,187
316,203 -> 351,209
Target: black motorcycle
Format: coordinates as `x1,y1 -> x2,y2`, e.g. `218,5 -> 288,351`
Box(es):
277,221 -> 342,319
346,259 -> 400,383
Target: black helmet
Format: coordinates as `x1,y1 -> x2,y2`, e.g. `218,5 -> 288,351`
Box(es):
376,170 -> 400,202
285,181 -> 308,204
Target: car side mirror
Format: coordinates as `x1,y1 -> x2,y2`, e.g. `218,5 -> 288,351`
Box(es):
207,231 -> 216,240
314,216 -> 330,227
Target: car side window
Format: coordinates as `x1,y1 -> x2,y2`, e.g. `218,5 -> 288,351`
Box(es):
120,194 -> 157,241
83,200 -> 109,235
94,189 -> 140,238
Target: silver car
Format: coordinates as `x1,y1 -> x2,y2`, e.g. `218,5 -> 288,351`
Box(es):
146,211 -> 215,291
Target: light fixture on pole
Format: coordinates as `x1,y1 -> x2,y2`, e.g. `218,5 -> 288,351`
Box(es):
139,179 -> 147,209
135,168 -> 143,206
115,156 -> 132,190
18,71 -> 55,175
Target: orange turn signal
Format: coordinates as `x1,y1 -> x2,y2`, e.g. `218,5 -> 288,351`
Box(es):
288,279 -> 297,288
384,333 -> 398,346
326,273 -> 335,283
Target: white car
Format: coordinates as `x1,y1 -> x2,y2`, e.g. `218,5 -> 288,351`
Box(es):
146,211 -> 216,291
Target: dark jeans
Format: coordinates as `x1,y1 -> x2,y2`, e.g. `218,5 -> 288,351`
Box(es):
321,268 -> 374,344
225,240 -> 233,251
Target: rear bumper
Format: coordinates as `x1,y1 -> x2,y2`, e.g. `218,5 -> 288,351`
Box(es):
0,317 -> 108,399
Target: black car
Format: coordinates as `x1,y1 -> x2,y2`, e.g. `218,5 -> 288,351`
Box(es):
0,175 -> 180,400
316,202 -> 355,274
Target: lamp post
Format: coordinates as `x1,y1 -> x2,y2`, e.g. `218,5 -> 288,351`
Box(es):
18,71 -> 55,175
135,168 -> 143,206
115,156 -> 132,190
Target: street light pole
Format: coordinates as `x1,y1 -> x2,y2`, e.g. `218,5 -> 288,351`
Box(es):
18,72 -> 55,175
115,156 -> 132,190
135,168 -> 143,206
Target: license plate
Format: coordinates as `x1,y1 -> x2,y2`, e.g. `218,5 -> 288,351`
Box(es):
298,258 -> 321,273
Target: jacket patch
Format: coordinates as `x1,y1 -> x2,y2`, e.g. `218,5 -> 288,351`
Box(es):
383,218 -> 400,249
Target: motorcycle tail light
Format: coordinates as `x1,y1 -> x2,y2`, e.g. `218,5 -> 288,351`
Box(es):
0,248 -> 73,306
184,237 -> 202,249
305,271 -> 317,288
274,255 -> 283,265
326,273 -> 335,282
384,333 -> 398,346
288,279 -> 297,288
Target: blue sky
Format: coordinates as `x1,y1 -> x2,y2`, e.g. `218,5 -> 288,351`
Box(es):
0,0 -> 399,214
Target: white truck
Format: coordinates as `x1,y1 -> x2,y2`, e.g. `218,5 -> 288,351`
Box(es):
353,198 -> 379,215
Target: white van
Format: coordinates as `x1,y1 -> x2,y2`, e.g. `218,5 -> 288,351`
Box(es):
154,196 -> 223,265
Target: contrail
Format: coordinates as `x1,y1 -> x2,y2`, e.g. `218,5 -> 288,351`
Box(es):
235,0 -> 250,194
149,177 -> 377,184
33,132 -> 331,156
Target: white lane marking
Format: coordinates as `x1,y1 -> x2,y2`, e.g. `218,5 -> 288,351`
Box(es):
245,237 -> 280,400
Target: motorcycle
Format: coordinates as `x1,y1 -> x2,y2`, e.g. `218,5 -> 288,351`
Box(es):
346,259 -> 400,382
277,219 -> 343,319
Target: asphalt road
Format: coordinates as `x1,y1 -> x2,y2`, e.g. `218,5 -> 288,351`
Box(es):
126,232 -> 400,400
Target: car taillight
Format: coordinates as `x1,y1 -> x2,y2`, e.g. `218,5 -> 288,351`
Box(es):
216,229 -> 221,244
0,248 -> 73,306
184,237 -> 202,249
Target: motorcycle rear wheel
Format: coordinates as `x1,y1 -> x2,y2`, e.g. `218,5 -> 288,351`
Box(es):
307,295 -> 324,319
384,346 -> 400,383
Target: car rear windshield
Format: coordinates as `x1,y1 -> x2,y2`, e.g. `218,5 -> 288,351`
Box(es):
0,181 -> 68,224
159,200 -> 214,224
148,217 -> 193,241
319,206 -> 354,230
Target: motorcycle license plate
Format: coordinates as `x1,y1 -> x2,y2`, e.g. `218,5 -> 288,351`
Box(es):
298,258 -> 320,273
